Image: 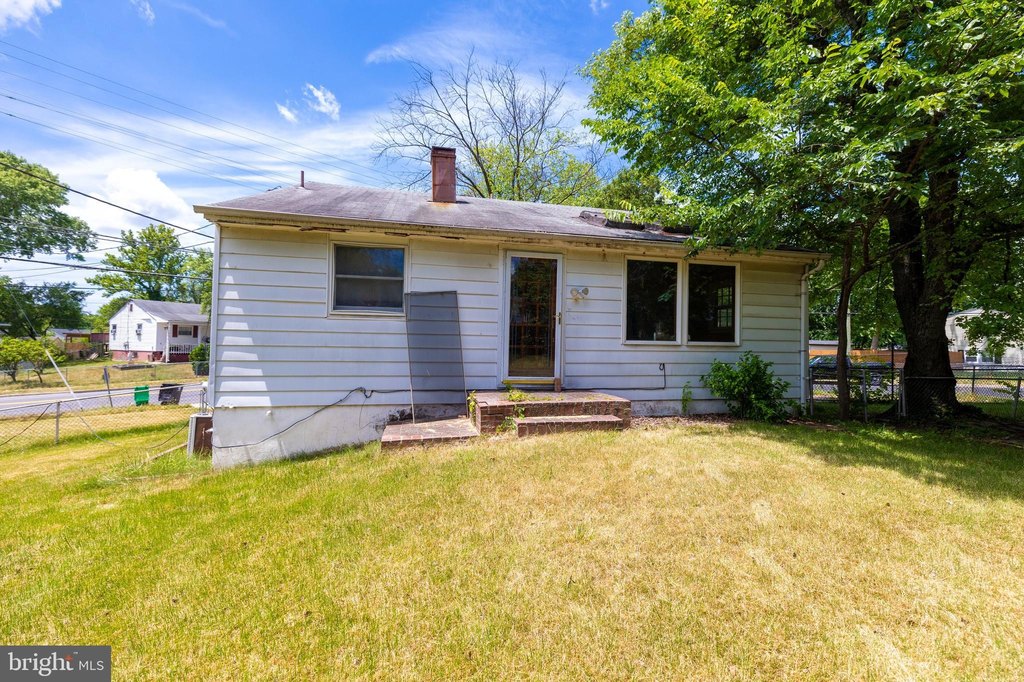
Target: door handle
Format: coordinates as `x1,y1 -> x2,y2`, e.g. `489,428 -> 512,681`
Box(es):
556,312 -> 562,324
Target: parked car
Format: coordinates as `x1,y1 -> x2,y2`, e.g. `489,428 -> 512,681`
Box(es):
810,355 -> 894,387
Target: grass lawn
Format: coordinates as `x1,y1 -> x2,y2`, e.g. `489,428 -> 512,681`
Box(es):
2,422 -> 1023,679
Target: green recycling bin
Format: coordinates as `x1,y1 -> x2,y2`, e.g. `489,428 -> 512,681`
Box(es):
134,386 -> 150,406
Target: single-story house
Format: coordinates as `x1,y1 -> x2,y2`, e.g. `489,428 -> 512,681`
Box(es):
48,328 -> 92,343
195,147 -> 826,467
947,308 -> 1024,366
108,299 -> 210,362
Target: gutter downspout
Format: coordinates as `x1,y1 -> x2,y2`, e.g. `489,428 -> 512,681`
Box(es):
800,258 -> 827,408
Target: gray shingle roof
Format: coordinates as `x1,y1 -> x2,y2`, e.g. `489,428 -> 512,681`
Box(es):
132,299 -> 207,323
197,183 -> 701,246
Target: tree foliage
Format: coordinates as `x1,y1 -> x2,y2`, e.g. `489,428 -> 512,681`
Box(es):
954,237 -> 1024,355
85,224 -> 212,309
377,53 -> 606,204
585,0 -> 1024,419
0,277 -> 88,338
0,150 -> 93,258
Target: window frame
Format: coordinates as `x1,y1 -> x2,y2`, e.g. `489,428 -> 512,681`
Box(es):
110,324 -> 117,340
621,255 -> 683,346
327,240 -> 409,317
683,260 -> 741,346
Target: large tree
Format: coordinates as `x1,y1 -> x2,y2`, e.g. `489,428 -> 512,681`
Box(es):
0,151 -> 93,258
86,224 -> 191,302
585,0 -> 1024,419
377,53 -> 606,204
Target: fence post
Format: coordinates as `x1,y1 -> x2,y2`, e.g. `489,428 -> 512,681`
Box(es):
862,369 -> 869,422
1014,373 -> 1022,420
54,400 -> 61,445
972,366 -> 977,395
808,366 -> 814,417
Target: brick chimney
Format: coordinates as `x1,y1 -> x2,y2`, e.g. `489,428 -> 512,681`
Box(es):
430,146 -> 457,203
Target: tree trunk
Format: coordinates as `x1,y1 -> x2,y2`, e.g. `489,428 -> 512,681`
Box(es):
887,164 -> 973,419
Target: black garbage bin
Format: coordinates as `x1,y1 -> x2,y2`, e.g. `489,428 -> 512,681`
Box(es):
158,383 -> 184,405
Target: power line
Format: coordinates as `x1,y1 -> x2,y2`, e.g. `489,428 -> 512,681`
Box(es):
0,108 -> 270,192
0,159 -> 214,239
0,42 -> 395,186
0,68 -> 380,187
0,255 -> 211,281
0,216 -> 213,253
0,89 -> 305,189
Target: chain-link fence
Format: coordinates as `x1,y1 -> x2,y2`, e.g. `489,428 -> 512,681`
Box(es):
809,365 -> 1024,421
0,383 -> 207,454
0,361 -> 208,395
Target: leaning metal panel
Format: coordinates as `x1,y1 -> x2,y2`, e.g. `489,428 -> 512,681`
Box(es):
404,291 -> 467,422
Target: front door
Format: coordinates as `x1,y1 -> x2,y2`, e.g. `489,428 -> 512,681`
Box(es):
505,252 -> 562,380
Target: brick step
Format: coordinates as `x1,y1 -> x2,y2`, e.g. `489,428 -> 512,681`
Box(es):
381,417 -> 479,451
473,391 -> 631,434
514,414 -> 624,437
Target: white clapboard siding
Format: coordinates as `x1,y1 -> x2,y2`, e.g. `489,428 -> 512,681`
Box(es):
214,228 -> 501,407
213,226 -> 808,408
560,253 -> 804,398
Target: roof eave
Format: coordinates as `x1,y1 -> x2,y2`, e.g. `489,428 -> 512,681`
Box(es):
194,204 -> 830,263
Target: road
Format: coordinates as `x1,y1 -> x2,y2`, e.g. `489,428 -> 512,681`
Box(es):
0,384 -> 205,417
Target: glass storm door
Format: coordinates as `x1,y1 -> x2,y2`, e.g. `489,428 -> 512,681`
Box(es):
506,253 -> 561,379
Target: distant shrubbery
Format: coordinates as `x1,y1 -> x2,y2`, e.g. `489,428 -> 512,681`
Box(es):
701,351 -> 794,422
0,337 -> 66,383
190,343 -> 210,376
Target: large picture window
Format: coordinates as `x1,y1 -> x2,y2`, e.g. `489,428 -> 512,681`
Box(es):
688,264 -> 737,343
333,245 -> 405,312
625,258 -> 679,342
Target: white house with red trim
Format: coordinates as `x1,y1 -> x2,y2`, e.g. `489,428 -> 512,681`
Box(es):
108,299 -> 209,362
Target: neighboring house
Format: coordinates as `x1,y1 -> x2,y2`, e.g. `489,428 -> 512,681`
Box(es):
195,147 -> 826,467
48,328 -> 92,343
108,299 -> 209,362
947,308 -> 1024,365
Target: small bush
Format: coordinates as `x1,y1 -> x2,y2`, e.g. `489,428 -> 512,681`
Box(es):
701,351 -> 793,422
190,343 -> 210,363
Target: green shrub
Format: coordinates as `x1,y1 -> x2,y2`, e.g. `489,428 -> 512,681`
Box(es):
701,351 -> 793,422
190,343 -> 210,363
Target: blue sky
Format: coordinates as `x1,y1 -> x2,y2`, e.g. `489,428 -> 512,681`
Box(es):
0,0 -> 646,310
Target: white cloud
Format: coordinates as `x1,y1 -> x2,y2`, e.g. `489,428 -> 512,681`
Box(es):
129,0 -> 154,25
366,19 -> 519,66
303,84 -> 339,121
167,2 -> 233,35
589,0 -> 610,14
0,0 -> 61,32
275,102 -> 298,124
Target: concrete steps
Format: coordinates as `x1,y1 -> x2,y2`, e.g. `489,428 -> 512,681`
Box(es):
515,414 -> 624,437
381,392 -> 633,450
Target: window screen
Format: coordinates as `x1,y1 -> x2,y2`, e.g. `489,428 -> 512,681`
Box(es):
688,264 -> 736,343
333,245 -> 405,312
625,259 -> 678,342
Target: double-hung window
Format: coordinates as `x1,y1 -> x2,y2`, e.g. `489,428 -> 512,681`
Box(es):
333,245 -> 405,313
111,324 -> 117,340
687,264 -> 737,343
625,258 -> 679,342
